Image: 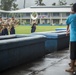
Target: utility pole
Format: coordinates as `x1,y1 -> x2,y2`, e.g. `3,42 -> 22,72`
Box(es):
0,0 -> 1,9
23,0 -> 26,8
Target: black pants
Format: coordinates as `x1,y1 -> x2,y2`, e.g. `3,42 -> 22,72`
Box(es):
2,28 -> 8,35
10,27 -> 15,34
31,27 -> 36,33
0,32 -> 2,35
70,42 -> 76,60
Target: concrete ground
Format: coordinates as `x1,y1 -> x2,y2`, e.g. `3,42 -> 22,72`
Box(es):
0,48 -> 75,75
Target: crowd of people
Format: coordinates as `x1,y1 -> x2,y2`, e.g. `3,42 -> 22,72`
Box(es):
0,17 -> 19,35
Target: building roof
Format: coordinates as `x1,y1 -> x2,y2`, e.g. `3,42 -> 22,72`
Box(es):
10,6 -> 71,13
0,10 -> 5,12
0,10 -> 10,13
30,5 -> 71,8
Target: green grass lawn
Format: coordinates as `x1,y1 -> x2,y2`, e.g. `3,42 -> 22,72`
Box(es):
15,25 -> 66,34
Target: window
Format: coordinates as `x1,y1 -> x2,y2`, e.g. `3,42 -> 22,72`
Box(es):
41,13 -> 47,15
53,19 -> 59,24
38,13 -> 40,15
26,13 -> 30,16
53,13 -> 60,16
23,13 -> 26,17
2,13 -> 6,17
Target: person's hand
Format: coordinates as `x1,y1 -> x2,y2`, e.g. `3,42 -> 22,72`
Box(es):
66,30 -> 69,36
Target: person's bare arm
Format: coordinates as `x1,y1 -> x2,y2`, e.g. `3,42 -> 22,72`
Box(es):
66,25 -> 70,36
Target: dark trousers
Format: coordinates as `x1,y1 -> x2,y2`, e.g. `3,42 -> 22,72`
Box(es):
1,28 -> 8,35
0,32 -> 2,35
70,42 -> 76,60
10,27 -> 15,34
31,27 -> 36,33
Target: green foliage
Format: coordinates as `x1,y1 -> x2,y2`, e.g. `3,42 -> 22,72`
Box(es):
59,0 -> 67,5
35,0 -> 45,6
1,0 -> 17,10
52,3 -> 56,6
12,3 -> 19,10
70,3 -> 74,6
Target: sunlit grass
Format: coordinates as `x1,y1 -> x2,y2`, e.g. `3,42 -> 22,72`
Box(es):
15,25 -> 66,34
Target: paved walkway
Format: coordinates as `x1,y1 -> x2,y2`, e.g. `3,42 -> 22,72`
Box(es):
0,48 -> 75,75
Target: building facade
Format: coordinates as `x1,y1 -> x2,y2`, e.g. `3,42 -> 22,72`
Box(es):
0,6 -> 71,25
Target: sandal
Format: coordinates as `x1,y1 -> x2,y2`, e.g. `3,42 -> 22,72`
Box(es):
65,68 -> 74,72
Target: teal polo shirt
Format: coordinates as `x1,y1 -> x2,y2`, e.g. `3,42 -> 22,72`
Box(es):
66,14 -> 76,42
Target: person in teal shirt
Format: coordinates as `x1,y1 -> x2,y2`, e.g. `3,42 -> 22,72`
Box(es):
66,3 -> 76,72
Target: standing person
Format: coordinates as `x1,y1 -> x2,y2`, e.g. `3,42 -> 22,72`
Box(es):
1,26 -> 8,35
2,19 -> 8,35
0,25 -> 2,35
5,18 -> 10,33
66,3 -> 76,72
10,17 -> 16,34
0,17 -> 2,35
0,17 -> 8,35
31,12 -> 38,33
10,17 -> 18,34
31,23 -> 36,33
68,10 -> 76,68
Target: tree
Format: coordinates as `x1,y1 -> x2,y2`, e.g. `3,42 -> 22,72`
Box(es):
35,0 -> 45,6
1,0 -> 18,10
59,0 -> 67,5
52,3 -> 56,6
12,3 -> 19,10
70,3 -> 73,6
